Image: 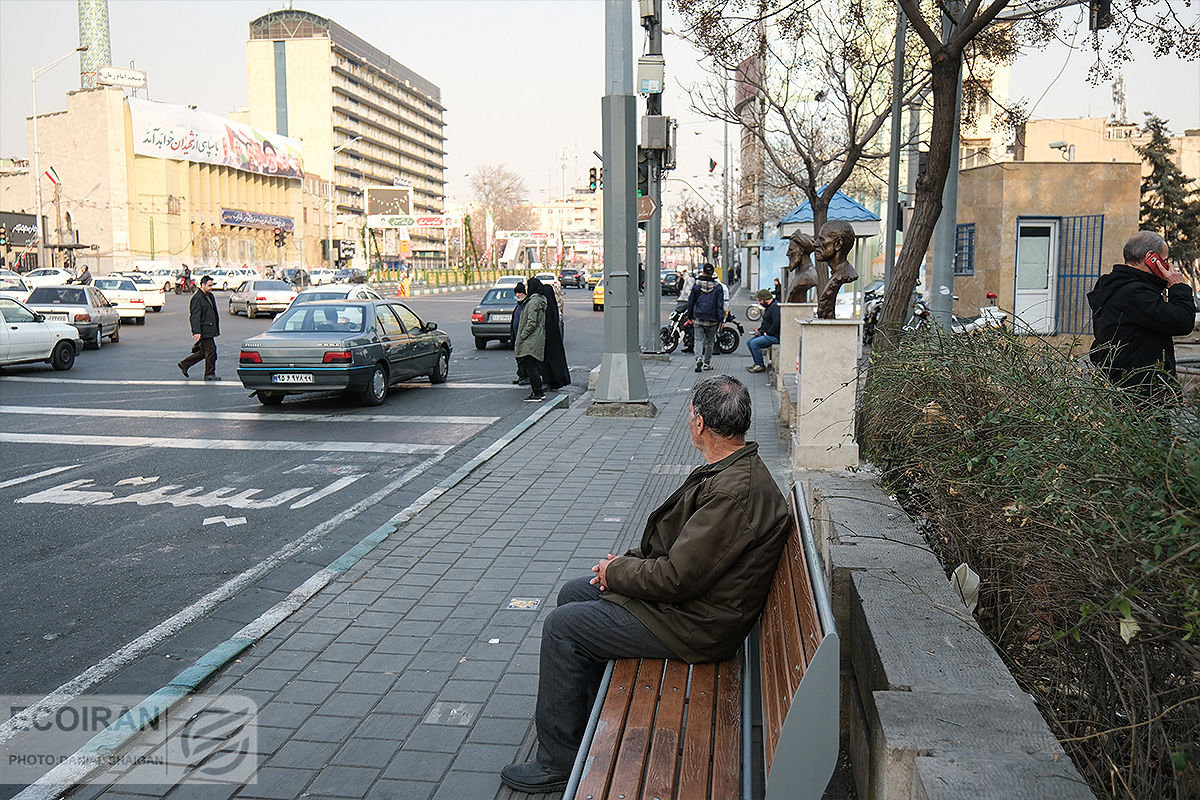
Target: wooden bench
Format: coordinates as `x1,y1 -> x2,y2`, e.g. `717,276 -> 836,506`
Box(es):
564,483 -> 840,800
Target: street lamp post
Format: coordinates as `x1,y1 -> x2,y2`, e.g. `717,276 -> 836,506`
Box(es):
32,45 -> 87,270
326,136 -> 361,267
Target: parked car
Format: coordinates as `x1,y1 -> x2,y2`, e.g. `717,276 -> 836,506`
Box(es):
116,271 -> 166,312
558,267 -> 588,288
291,284 -> 385,305
0,297 -> 83,371
661,271 -> 684,296
227,279 -> 297,318
593,280 -> 605,311
25,284 -> 121,349
494,275 -> 526,289
0,275 -> 31,302
470,286 -> 519,350
146,266 -> 180,292
308,268 -> 338,286
93,277 -> 147,324
23,268 -> 76,288
237,299 -> 452,406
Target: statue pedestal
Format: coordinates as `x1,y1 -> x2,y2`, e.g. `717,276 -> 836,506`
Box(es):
776,303 -> 816,390
794,318 -> 861,470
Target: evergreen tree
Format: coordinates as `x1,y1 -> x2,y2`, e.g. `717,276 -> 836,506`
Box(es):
1136,115 -> 1200,276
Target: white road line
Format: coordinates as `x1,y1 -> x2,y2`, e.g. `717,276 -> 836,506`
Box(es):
0,376 -> 514,389
0,450 -> 448,747
0,464 -> 82,490
0,405 -> 499,426
289,474 -> 364,509
0,433 -> 446,454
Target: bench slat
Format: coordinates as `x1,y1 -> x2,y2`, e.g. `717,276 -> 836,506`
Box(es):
676,663 -> 716,799
761,531 -> 811,766
606,659 -> 666,798
711,657 -> 743,800
639,659 -> 689,800
575,658 -> 640,800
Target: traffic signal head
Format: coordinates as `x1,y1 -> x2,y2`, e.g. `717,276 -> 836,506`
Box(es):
588,167 -> 597,192
273,227 -> 285,247
636,148 -> 649,197
598,168 -> 603,190
0,225 -> 7,247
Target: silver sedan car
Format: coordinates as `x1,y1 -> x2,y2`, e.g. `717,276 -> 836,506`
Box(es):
227,279 -> 297,318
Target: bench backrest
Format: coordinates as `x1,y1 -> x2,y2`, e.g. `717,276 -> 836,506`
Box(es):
758,483 -> 840,800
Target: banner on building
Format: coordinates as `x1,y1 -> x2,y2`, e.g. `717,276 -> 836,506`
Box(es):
128,98 -> 304,179
365,186 -> 415,229
220,208 -> 294,232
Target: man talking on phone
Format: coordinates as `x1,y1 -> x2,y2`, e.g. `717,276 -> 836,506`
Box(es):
1088,230 -> 1195,397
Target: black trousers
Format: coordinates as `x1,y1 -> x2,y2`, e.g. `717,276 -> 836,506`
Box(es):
181,337 -> 217,376
517,355 -> 544,395
534,577 -> 675,770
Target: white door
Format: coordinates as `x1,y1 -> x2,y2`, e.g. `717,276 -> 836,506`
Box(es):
1013,220 -> 1058,334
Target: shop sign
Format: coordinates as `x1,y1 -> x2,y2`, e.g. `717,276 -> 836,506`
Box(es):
220,209 -> 294,232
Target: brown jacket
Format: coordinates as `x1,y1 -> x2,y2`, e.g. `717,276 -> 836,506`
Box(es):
602,443 -> 789,663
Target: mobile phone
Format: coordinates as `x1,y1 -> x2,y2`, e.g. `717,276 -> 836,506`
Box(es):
1145,251 -> 1171,279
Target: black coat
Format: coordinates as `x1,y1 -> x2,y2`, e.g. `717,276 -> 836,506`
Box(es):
1088,264 -> 1195,394
189,290 -> 221,338
759,299 -> 781,339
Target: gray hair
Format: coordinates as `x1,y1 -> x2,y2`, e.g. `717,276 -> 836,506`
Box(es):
690,375 -> 751,438
1123,230 -> 1166,264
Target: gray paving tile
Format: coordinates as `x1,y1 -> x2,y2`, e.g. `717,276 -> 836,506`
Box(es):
236,766 -> 313,799
381,750 -> 451,782
330,737 -> 400,768
430,769 -> 505,800
252,702 -> 317,730
364,779 -> 434,800
450,742 -> 522,773
400,723 -> 469,753
275,679 -> 337,706
319,691 -> 381,718
353,711 -> 420,741
466,717 -> 533,746
305,765 -> 380,798
302,659 -> 358,683
293,714 -> 360,743
265,739 -> 339,769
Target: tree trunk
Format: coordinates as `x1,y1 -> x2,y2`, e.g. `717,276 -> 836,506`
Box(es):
874,51 -> 962,349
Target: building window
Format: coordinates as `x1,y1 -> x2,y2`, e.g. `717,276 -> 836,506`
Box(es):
955,223 -> 975,276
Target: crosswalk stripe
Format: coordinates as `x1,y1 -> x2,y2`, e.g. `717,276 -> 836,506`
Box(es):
0,405 -> 498,426
0,432 -> 446,454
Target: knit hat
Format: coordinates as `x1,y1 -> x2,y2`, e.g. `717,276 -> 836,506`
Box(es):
756,289 -> 773,301
515,282 -> 526,294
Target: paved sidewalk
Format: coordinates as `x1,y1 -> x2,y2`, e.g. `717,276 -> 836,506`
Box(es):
63,318 -> 788,800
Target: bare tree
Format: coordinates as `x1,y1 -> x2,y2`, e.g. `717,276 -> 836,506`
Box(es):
676,0 -> 930,291
467,164 -> 536,265
677,198 -> 721,263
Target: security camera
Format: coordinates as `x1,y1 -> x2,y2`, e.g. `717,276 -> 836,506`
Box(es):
1048,141 -> 1068,150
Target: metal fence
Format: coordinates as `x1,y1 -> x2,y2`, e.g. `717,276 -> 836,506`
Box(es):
1055,214 -> 1105,335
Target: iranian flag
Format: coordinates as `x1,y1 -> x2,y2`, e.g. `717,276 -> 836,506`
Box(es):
43,166 -> 60,185
708,158 -> 717,173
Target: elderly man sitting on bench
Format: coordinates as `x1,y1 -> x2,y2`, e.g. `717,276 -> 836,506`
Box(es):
501,375 -> 791,794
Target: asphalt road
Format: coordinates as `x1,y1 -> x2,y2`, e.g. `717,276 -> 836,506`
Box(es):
0,283 -> 622,707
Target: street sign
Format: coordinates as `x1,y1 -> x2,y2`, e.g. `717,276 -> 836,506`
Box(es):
637,195 -> 657,222
97,66 -> 147,89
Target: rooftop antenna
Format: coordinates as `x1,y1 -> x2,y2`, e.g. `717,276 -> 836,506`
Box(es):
1111,73 -> 1128,125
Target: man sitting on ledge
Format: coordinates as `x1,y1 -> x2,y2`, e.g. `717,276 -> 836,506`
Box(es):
500,375 -> 791,794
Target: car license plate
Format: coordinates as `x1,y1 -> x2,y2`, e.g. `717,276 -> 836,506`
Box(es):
43,313 -> 68,322
272,373 -> 314,384
492,313 -> 512,322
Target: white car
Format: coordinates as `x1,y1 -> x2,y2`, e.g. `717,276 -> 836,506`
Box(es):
227,279 -> 297,317
0,297 -> 83,371
93,277 -> 147,324
117,271 -> 166,312
146,266 -> 180,292
290,284 -> 385,305
0,275 -> 31,302
207,268 -> 244,291
494,275 -> 527,289
308,268 -> 337,285
23,268 -> 76,288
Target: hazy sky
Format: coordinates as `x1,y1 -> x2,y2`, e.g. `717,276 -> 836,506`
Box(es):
1,0 -> 1197,215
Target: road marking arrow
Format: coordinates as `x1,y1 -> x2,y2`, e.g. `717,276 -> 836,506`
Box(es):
203,516 -> 247,527
116,476 -> 159,486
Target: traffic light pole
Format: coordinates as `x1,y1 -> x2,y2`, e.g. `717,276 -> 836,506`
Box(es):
594,0 -> 649,404
640,0 -> 663,354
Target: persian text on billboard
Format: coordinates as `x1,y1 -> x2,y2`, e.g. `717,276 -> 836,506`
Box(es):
128,98 -> 304,179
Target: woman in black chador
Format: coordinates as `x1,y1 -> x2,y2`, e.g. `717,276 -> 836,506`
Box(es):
527,277 -> 570,390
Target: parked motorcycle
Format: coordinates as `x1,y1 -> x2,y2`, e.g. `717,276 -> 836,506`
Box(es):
906,295 -> 1008,334
862,286 -> 884,345
660,308 -> 743,355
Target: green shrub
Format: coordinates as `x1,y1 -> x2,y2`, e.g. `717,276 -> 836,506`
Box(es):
860,328 -> 1199,800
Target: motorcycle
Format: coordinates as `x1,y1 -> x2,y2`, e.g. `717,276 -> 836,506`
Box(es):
660,308 -> 743,355
862,286 -> 884,345
906,295 -> 1008,334
174,275 -> 196,294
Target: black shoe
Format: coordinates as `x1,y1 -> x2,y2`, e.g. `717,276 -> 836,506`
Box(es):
523,393 -> 546,402
499,761 -> 569,794
511,378 -> 523,384
178,362 -> 189,378
204,374 -> 222,381
681,348 -> 694,354
695,360 -> 703,373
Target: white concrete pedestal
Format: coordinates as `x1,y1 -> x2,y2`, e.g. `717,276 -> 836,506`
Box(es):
776,303 -> 816,389
794,318 -> 862,470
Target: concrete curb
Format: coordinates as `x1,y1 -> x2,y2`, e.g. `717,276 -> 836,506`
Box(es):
12,394 -> 570,800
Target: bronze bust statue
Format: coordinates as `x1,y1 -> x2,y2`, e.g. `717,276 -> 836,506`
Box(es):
815,220 -> 858,319
785,232 -> 819,303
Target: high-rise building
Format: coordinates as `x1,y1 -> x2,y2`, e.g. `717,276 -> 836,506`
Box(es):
246,9 -> 447,268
